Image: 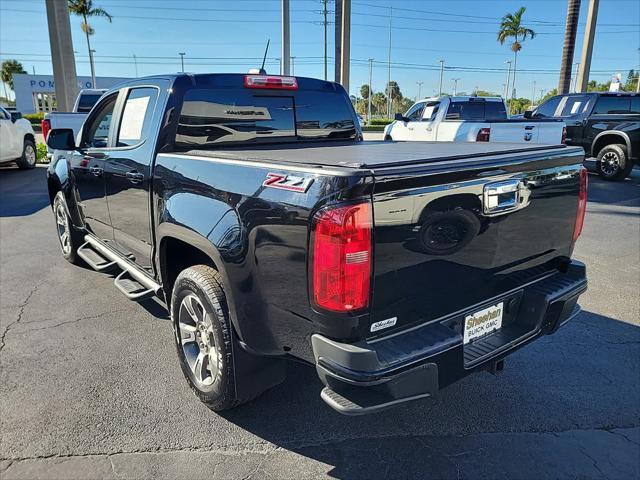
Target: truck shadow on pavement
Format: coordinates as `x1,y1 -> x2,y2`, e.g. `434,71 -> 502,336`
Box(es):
218,310 -> 640,479
0,165 -> 52,217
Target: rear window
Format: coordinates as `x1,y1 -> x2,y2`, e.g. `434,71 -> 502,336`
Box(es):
175,88 -> 356,149
76,94 -> 103,113
445,100 -> 505,121
593,96 -> 631,114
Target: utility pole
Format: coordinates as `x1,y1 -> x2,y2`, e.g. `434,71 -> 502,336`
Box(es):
322,0 -> 328,81
416,81 -> 423,100
452,78 -> 460,96
367,58 -> 373,124
291,56 -> 295,75
504,60 -> 512,100
571,62 -> 580,92
531,80 -> 537,106
576,0 -> 599,92
45,0 -> 78,112
281,0 -> 290,75
339,0 -> 351,92
386,6 -> 393,118
179,52 -> 185,72
558,0 -> 581,94
133,54 -> 138,77
438,59 -> 444,97
334,0 -> 342,82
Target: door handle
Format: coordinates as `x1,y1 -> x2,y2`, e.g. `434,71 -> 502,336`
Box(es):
89,166 -> 103,176
125,171 -> 144,184
426,126 -> 433,131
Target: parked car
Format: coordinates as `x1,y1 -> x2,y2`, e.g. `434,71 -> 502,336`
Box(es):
46,73 -> 587,415
384,96 -> 566,145
527,92 -> 640,180
0,107 -> 37,169
41,88 -> 107,143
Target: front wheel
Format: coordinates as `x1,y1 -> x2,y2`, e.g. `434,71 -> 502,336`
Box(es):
16,138 -> 37,170
53,192 -> 82,264
171,265 -> 257,411
596,144 -> 633,181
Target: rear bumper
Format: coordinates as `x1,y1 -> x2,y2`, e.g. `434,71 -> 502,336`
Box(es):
312,260 -> 587,415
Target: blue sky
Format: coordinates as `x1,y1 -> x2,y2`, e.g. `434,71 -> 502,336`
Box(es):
1,0 -> 639,101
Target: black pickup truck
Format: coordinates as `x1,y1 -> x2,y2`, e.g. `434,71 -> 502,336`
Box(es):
528,92 -> 640,181
46,73 -> 588,415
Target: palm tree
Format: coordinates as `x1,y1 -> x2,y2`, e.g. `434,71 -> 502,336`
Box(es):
498,7 -> 535,112
1,59 -> 26,101
68,0 -> 112,88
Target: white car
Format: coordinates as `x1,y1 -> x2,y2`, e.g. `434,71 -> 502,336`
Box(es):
384,96 -> 566,145
0,107 -> 37,169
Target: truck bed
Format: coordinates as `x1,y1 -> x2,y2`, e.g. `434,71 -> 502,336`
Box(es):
180,141 -> 573,169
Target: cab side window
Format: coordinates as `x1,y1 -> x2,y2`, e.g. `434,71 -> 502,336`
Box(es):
0,108 -> 9,120
116,88 -> 159,147
405,102 -> 425,121
534,96 -> 562,118
82,93 -> 117,148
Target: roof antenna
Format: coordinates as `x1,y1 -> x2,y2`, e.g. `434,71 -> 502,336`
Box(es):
259,39 -> 270,74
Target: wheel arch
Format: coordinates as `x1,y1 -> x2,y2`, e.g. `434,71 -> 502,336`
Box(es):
591,131 -> 632,159
155,223 -> 241,339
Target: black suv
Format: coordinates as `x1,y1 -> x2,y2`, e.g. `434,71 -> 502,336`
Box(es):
528,92 -> 639,180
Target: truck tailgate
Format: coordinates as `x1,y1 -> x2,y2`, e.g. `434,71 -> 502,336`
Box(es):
489,121 -> 563,144
368,146 -> 584,338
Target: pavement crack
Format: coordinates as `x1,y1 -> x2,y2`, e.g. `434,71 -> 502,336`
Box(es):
578,445 -> 610,480
0,284 -> 39,355
22,310 -> 130,333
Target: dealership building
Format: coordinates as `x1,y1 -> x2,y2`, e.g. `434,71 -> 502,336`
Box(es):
13,74 -> 131,114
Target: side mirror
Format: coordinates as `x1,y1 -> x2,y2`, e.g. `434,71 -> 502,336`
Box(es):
523,110 -> 534,119
10,111 -> 22,122
394,112 -> 409,122
47,128 -> 77,151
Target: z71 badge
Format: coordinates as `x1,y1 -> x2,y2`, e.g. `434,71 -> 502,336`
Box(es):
263,173 -> 314,193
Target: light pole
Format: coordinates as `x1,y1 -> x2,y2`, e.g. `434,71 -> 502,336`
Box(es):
416,81 -> 423,100
322,0 -> 328,80
291,56 -> 295,75
89,49 -> 97,87
531,80 -> 537,107
281,0 -> 290,75
504,60 -> 512,100
438,59 -> 444,97
179,52 -> 185,72
368,58 -> 373,124
386,6 -> 393,118
133,54 -> 138,77
452,78 -> 460,96
571,62 -> 580,92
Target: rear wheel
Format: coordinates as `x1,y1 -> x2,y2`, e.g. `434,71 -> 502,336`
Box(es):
171,265 -> 258,411
16,138 -> 36,170
596,144 -> 633,181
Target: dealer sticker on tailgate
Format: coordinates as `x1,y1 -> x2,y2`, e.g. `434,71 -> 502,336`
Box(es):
463,302 -> 504,344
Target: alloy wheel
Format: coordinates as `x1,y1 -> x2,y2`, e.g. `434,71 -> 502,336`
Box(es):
24,144 -> 36,167
178,294 -> 219,388
600,151 -> 620,177
55,201 -> 72,255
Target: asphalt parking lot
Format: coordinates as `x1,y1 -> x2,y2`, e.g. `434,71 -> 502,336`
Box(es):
0,162 -> 638,480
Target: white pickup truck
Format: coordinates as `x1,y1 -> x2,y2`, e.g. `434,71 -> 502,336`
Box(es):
0,107 -> 37,169
384,96 -> 566,145
42,89 -> 107,143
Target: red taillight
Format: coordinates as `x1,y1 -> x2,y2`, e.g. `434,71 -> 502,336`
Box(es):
476,127 -> 491,142
312,202 -> 372,312
41,118 -> 51,140
573,168 -> 588,242
244,75 -> 298,90
561,126 -> 567,144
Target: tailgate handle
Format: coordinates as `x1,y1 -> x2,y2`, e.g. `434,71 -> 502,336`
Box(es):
483,179 -> 527,215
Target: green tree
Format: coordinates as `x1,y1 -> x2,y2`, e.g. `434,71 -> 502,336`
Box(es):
1,59 -> 26,99
360,84 -> 370,100
385,81 -> 402,101
498,7 -> 535,112
371,92 -> 387,116
506,97 -> 532,114
624,69 -> 639,91
68,0 -> 112,87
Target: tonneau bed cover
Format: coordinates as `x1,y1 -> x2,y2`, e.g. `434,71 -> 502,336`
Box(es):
178,141 -> 573,169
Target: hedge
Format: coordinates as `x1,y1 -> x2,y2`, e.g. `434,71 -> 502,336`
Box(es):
23,112 -> 45,125
368,118 -> 393,126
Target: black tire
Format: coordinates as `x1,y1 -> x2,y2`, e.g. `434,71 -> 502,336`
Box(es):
52,192 -> 82,264
16,138 -> 37,170
417,209 -> 481,255
171,265 -> 252,411
596,144 -> 633,181
384,134 -> 393,141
